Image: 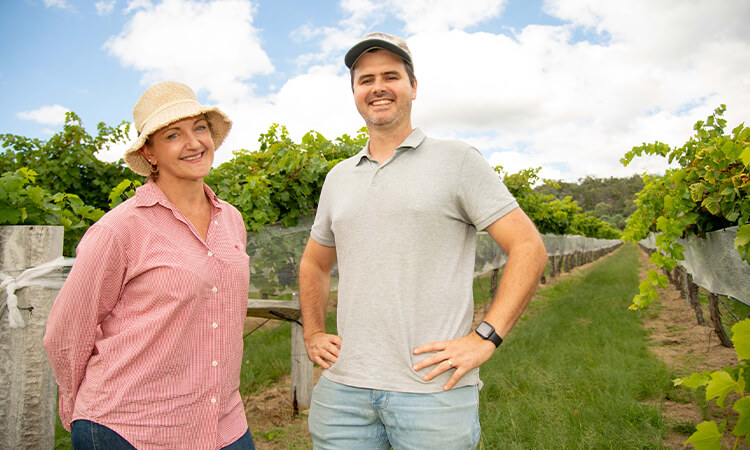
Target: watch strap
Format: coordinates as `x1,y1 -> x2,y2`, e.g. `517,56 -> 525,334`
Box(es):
486,330 -> 503,347
476,321 -> 503,347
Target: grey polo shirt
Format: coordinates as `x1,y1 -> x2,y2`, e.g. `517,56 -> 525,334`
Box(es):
310,128 -> 518,393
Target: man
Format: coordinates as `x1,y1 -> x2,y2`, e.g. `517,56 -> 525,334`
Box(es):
299,32 -> 548,449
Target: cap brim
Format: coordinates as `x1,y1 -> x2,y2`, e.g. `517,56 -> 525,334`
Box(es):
345,38 -> 412,68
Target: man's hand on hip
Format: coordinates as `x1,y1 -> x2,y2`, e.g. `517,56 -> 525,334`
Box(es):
304,331 -> 342,369
412,333 -> 496,390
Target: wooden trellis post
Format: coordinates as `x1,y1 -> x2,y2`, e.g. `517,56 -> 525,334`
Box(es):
246,296 -> 313,413
708,293 -> 733,348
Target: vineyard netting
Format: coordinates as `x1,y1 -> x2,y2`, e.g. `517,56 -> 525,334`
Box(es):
245,218 -> 622,298
639,226 -> 750,305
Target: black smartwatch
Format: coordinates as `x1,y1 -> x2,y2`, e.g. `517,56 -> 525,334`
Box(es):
475,321 -> 503,347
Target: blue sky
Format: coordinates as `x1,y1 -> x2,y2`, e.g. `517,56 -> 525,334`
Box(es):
2,0 -> 749,182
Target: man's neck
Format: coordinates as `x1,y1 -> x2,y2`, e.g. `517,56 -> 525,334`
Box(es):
367,124 -> 414,163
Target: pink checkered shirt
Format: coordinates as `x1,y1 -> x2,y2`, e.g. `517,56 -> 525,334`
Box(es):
44,181 -> 250,449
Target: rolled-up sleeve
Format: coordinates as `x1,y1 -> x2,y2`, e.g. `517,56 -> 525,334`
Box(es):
43,225 -> 126,430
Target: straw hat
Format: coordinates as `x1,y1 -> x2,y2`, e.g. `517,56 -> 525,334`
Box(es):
124,81 -> 232,176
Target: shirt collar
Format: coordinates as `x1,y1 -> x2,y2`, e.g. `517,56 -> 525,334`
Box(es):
356,128 -> 426,166
135,180 -> 222,210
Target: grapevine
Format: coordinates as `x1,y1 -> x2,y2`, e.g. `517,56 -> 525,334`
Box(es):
621,105 -> 750,309
674,319 -> 750,449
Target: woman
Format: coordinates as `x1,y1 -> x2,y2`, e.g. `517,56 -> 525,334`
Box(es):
44,81 -> 254,449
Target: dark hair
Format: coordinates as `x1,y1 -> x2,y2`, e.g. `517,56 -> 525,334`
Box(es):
349,48 -> 416,89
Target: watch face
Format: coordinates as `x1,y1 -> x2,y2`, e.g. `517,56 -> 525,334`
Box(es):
476,322 -> 493,338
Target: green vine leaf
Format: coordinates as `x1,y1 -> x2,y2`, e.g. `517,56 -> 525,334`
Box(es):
732,396 -> 750,438
685,420 -> 724,450
732,320 -> 750,360
674,371 -> 711,389
735,225 -> 750,250
622,105 -> 749,309
740,146 -> 750,166
706,369 -> 745,408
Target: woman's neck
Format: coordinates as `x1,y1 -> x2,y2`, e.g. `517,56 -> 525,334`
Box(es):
153,177 -> 210,214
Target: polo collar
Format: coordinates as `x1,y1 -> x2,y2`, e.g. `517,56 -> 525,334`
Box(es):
356,128 -> 426,165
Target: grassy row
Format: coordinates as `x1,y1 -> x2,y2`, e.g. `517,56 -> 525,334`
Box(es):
477,243 -> 672,448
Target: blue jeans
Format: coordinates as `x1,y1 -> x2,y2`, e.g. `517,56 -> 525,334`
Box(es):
308,376 -> 480,450
71,420 -> 255,449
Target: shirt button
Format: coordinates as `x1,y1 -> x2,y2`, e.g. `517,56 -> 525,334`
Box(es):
211,397 -> 217,404
214,220 -> 219,225
212,322 -> 218,329
207,251 -> 213,257
212,286 -> 218,293
212,360 -> 218,367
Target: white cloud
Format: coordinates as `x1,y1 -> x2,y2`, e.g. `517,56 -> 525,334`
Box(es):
340,0 -> 508,33
123,0 -> 152,14
101,0 -> 750,183
43,0 -> 70,9
337,0 -> 750,181
96,123 -> 136,163
291,0 -> 509,68
210,64 -> 361,165
105,0 -> 273,104
17,105 -> 70,125
95,0 -> 116,15
265,65 -> 361,140
392,0 -> 508,33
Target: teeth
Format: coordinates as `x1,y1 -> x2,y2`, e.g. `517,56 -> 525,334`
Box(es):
182,153 -> 202,161
372,99 -> 392,106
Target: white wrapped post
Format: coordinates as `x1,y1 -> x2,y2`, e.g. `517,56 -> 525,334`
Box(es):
0,226 -> 64,449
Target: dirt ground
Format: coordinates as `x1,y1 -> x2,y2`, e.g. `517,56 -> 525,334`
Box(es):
242,248 -> 741,449
636,250 -> 742,449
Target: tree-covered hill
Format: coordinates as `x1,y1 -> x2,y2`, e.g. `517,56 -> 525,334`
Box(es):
535,175 -> 645,230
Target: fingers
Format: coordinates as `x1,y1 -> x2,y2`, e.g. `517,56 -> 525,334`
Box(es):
412,334 -> 496,390
411,351 -> 445,372
305,333 -> 342,369
417,358 -> 458,383
442,368 -> 466,391
420,358 -> 470,391
412,341 -> 445,355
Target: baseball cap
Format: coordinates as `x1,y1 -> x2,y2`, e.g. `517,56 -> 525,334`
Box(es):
344,32 -> 413,69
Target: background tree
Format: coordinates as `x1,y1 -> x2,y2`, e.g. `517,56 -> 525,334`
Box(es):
205,124 -> 366,232
536,174 -> 644,230
497,166 -> 621,239
1,113 -> 141,254
1,112 -> 138,213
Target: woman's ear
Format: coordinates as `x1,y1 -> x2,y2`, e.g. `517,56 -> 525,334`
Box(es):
139,144 -> 155,164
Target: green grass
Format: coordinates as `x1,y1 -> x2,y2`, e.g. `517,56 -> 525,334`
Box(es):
240,312 -> 337,396
240,320 -> 293,395
477,244 -> 673,449
54,413 -> 71,450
